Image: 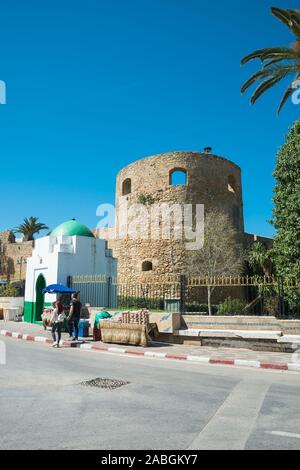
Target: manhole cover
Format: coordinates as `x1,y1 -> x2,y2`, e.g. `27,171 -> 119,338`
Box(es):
80,377 -> 130,389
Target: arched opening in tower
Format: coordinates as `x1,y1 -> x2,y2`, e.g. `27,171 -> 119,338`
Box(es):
141,260 -> 153,272
169,169 -> 187,186
228,175 -> 237,193
122,178 -> 132,196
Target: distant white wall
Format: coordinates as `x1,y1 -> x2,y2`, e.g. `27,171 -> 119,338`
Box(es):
0,297 -> 24,310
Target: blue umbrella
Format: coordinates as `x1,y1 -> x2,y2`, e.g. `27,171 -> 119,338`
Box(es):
42,284 -> 77,294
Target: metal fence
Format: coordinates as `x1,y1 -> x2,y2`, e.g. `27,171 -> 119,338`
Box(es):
68,274 -> 300,318
68,275 -> 117,309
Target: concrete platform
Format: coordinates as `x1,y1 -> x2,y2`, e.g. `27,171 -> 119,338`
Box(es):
169,328 -> 300,353
175,328 -> 283,340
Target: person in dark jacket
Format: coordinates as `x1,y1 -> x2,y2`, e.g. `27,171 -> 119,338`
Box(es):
67,293 -> 82,341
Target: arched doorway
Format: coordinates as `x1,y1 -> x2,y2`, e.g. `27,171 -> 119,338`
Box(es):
34,274 -> 46,322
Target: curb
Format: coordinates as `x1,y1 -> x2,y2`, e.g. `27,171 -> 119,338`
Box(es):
1,329 -> 300,372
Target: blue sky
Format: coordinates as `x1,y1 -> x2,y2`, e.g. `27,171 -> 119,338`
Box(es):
0,0 -> 299,237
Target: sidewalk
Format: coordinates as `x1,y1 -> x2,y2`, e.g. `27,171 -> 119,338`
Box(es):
1,320 -> 300,372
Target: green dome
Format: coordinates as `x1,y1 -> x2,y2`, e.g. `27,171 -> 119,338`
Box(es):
51,219 -> 95,238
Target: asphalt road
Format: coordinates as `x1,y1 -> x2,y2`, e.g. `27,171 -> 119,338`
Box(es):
1,337 -> 300,450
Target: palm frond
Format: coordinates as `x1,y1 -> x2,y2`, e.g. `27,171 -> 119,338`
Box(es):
263,58 -> 290,68
277,85 -> 294,115
241,7 -> 300,114
14,217 -> 49,240
241,68 -> 275,93
260,49 -> 297,62
242,64 -> 297,94
271,7 -> 300,38
262,51 -> 298,62
241,47 -> 296,65
250,74 -> 287,105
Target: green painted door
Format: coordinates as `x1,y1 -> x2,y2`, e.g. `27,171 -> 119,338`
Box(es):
34,274 -> 46,322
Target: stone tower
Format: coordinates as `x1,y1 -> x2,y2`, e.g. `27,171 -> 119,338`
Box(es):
102,151 -> 244,283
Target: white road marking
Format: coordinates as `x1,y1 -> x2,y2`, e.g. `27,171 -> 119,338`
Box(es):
188,380 -> 269,450
266,431 -> 300,440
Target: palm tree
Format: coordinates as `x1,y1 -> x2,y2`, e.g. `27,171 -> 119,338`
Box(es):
241,7 -> 300,114
14,217 -> 49,241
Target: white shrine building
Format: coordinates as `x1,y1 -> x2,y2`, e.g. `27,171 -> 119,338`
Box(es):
24,219 -> 117,323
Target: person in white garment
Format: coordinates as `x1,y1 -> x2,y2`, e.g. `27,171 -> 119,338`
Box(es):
51,301 -> 66,348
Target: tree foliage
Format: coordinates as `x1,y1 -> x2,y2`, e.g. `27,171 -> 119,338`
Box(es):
247,241 -> 274,276
0,241 -> 12,280
14,217 -> 49,241
272,120 -> 300,305
189,210 -> 244,315
218,297 -> 247,316
0,284 -> 18,297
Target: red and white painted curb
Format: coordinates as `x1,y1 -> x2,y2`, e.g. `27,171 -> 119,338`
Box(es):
1,328 -> 300,372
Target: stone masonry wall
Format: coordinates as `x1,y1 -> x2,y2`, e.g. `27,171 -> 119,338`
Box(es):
0,230 -> 33,280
